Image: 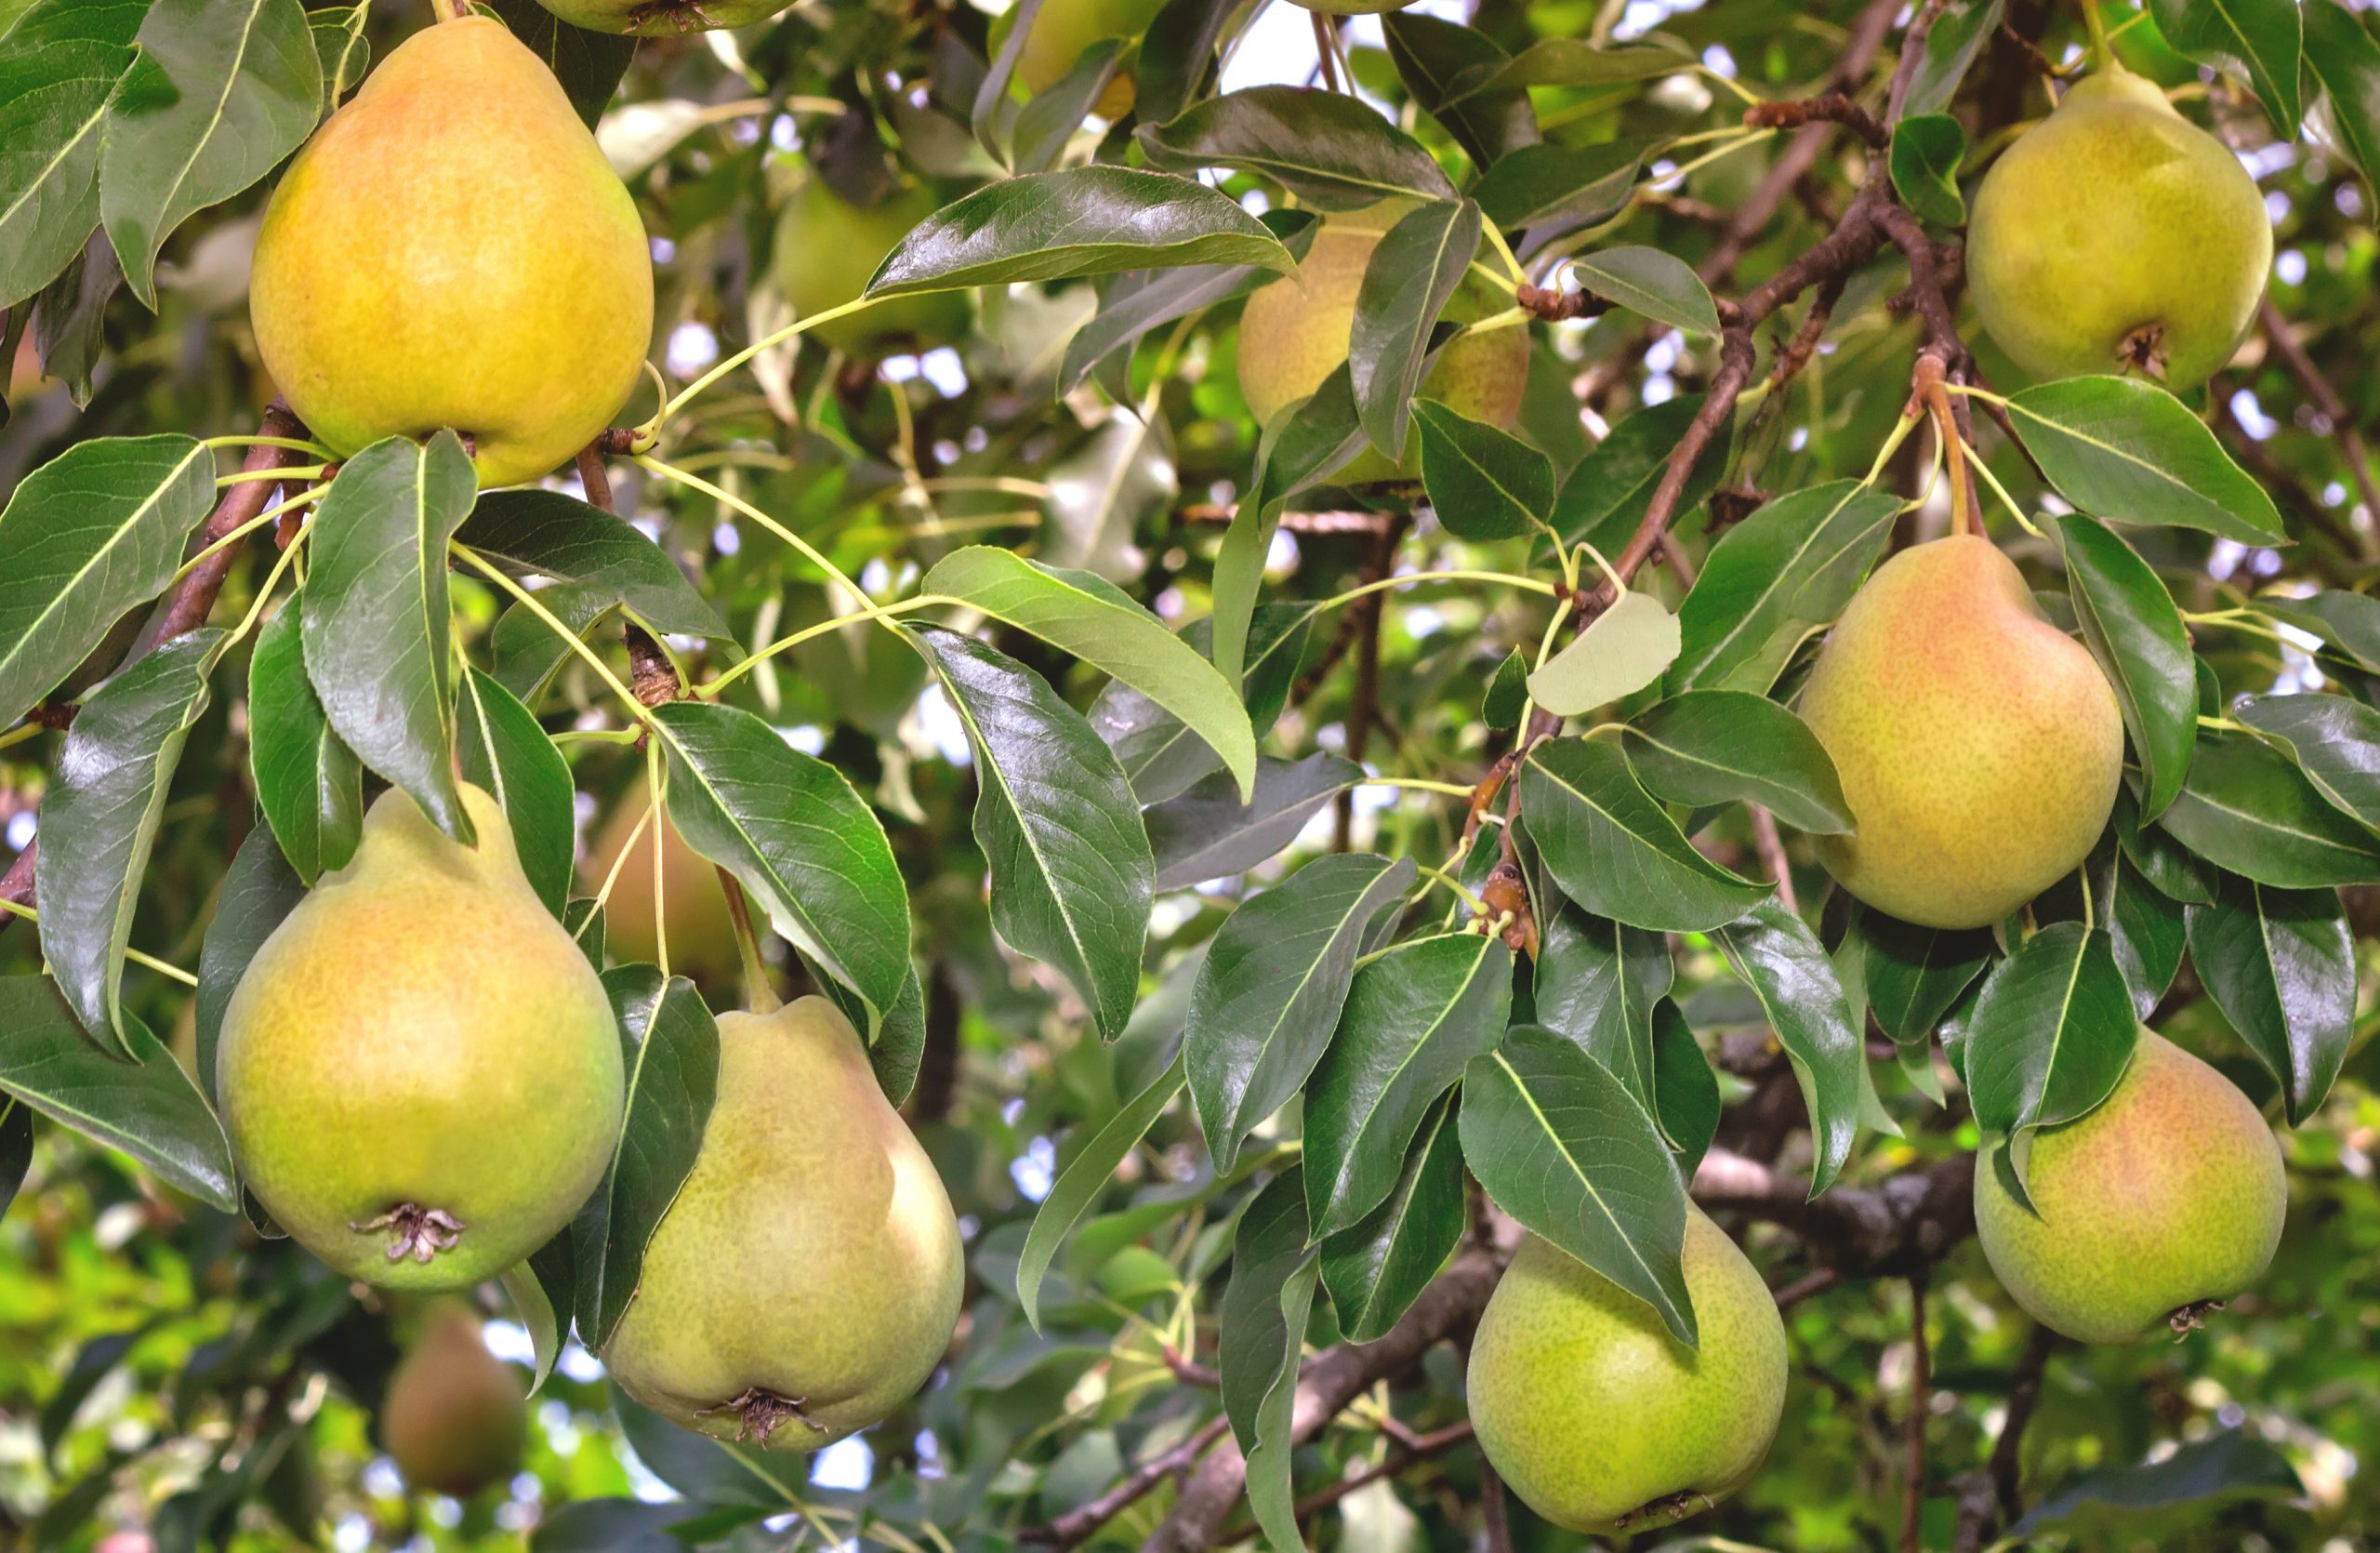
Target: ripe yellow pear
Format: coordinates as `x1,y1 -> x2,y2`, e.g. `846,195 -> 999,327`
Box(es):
1798,535 -> 2122,929
248,17 -> 654,488
1237,206 -> 1528,483
988,0 -> 1164,120
1469,1212 -> 1786,1533
583,778 -> 740,983
602,998 -> 964,1448
1977,1031 -> 2286,1344
1967,68 -> 2270,391
218,785 -> 624,1291
532,0 -> 783,33
381,1302 -> 528,1497
774,178 -> 969,358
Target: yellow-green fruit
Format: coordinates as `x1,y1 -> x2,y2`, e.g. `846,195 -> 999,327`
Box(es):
1468,1213 -> 1787,1533
218,785 -> 625,1291
1237,208 -> 1529,483
991,0 -> 1164,119
583,780 -> 739,982
249,18 -> 654,488
381,1302 -> 527,1497
532,0 -> 784,34
774,178 -> 969,358
1799,535 -> 2122,930
1976,1031 -> 2286,1344
602,998 -> 964,1449
1967,69 -> 2270,392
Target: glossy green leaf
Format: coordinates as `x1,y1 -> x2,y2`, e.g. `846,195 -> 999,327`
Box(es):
2237,693 -> 2380,827
2117,785 -> 2214,904
1444,37 -> 1695,100
456,668 -> 575,916
2257,589 -> 2380,674
1413,397 -> 1554,542
1017,1045 -> 1185,1332
1144,753 -> 1363,891
1522,737 -> 1769,932
1316,1090 -> 1463,1343
1858,909 -> 1992,1045
1667,480 -> 1900,694
1211,365 -> 1368,684
1136,86 -> 1456,209
457,490 -> 734,642
2159,734 -> 2380,887
1381,12 -> 1539,168
501,1235 -> 570,1395
1711,898 -> 1863,1193
1219,1167 -> 1318,1553
1534,906 -> 1671,1109
2008,378 -> 2286,544
1472,140 -> 1643,233
247,596 -> 363,885
2153,0 -> 2303,133
475,0 -> 633,126
1963,922 -> 2137,1146
0,0 -> 145,310
2013,1429 -> 2302,1538
1566,246 -> 1719,335
1888,113 -> 1966,226
1090,604 -> 1315,806
1483,648 -> 1528,730
1132,0 -> 1238,125
1351,198 -> 1481,460
1526,590 -> 1679,717
2109,855 -> 2186,1019
193,829 -> 305,1109
1060,209 -> 1316,394
912,627 -> 1153,1039
2186,871 -> 2352,1125
1902,0 -> 2004,117
1622,689 -> 1852,834
1553,393 -> 1735,552
1649,1001 -> 1718,1172
2307,0 -> 2380,199
1012,40 -> 1124,174
2057,512 -> 2196,818
1303,932 -> 1511,1237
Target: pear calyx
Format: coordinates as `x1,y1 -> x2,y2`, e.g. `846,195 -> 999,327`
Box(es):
696,1387 -> 832,1445
351,1202 -> 468,1266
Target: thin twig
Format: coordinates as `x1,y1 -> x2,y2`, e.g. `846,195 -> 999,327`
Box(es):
1022,1414 -> 1235,1549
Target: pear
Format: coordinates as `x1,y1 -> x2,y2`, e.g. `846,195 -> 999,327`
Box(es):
532,0 -> 784,34
1966,68 -> 2270,392
1976,1031 -> 2286,1344
1798,535 -> 2122,930
1236,205 -> 1529,483
381,1301 -> 528,1497
989,0 -> 1165,120
248,17 -> 654,488
601,998 -> 964,1448
774,178 -> 970,358
582,777 -> 741,983
1468,1212 -> 1786,1533
218,785 -> 624,1291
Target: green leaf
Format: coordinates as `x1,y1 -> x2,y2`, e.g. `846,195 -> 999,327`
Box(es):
648,699 -> 909,1026
1522,737 -> 1769,932
1650,1002 -> 1718,1172
1888,113 -> 1966,226
2109,855 -> 2185,1018
867,166 -> 1293,298
1132,0 -> 1238,126
1060,210 -> 1317,393
1710,899 -> 1863,1193
1135,86 -> 1457,209
1303,932 -> 1512,1237
302,431 -> 479,844
1858,909 -> 1992,1045
193,829 -> 306,1110
1017,1045 -> 1185,1332
2007,378 -> 2286,545
501,1236 -> 571,1395
1382,12 -> 1539,169
1413,397 -> 1554,542
37,630 -> 220,1055
2056,513 -> 2196,818
2159,733 -> 2380,887
1566,246 -> 1720,336
2117,785 -> 2214,904
2307,0 -> 2380,201
1622,690 -> 1852,834
0,0 -> 145,310
0,435 -> 213,723
2257,589 -> 2380,673
1218,1167 -> 1319,1553
1351,198 -> 1481,461
1534,907 -> 1671,1110
919,547 -> 1256,799
1186,853 -> 1415,1171
1317,1090 -> 1463,1343
573,969 -> 720,1352
0,1101 -> 26,1219
1552,394 -> 1735,552
1445,37 -> 1695,100
309,4 -> 371,109
2152,0 -> 2303,133
1902,0 -> 2003,117
99,0 -> 322,309
246,596 -> 362,885
911,627 -> 1153,1040
1667,480 -> 1900,695
2186,871 -> 2352,1124
473,0 -> 633,126
458,490 -> 734,643
1459,1023 -> 1694,1344
1145,753 -> 1364,891
456,668 -> 575,916
0,975 -> 238,1213
1483,648 -> 1528,731
1089,604 -> 1315,806
2237,693 -> 2380,827
1472,140 -> 1643,233
1963,922 -> 2137,1145
1012,40 -> 1124,174
1525,590 -> 1680,717
1210,365 -> 1369,685
2014,1430 -> 2300,1537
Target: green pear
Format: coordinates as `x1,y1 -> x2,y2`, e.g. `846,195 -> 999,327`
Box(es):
532,0 -> 784,34
1798,535 -> 2122,929
602,998 -> 964,1448
1236,205 -> 1529,483
381,1301 -> 528,1497
218,785 -> 624,1291
582,776 -> 741,984
248,17 -> 654,488
774,178 -> 970,358
1967,68 -> 2270,392
1467,1211 -> 1786,1534
988,0 -> 1165,119
1977,1031 -> 2286,1344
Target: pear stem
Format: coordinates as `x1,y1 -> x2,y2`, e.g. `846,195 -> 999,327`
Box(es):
2081,0 -> 2111,72
719,868 -> 781,1014
429,0 -> 467,20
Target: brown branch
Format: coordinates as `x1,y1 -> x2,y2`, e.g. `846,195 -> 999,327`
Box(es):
1022,1414 -> 1234,1549
1747,803 -> 1799,913
1771,1267 -> 1841,1310
1746,91 -> 1887,148
1693,1148 -> 1977,1281
1215,1422 -> 1476,1543
1990,1324 -> 2059,1520
1903,1274 -> 1931,1553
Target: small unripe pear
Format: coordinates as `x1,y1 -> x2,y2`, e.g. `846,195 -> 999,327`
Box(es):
249,19 -> 654,488
583,778 -> 740,983
1800,535 -> 2122,929
381,1302 -> 527,1498
532,0 -> 784,34
1236,206 -> 1529,483
218,786 -> 624,1291
602,998 -> 964,1449
774,179 -> 969,358
1467,1212 -> 1786,1534
1967,69 -> 2270,392
989,0 -> 1164,120
1976,1031 -> 2286,1344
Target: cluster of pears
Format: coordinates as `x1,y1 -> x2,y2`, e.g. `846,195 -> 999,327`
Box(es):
1967,63 -> 2270,391
1236,204 -> 1529,482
